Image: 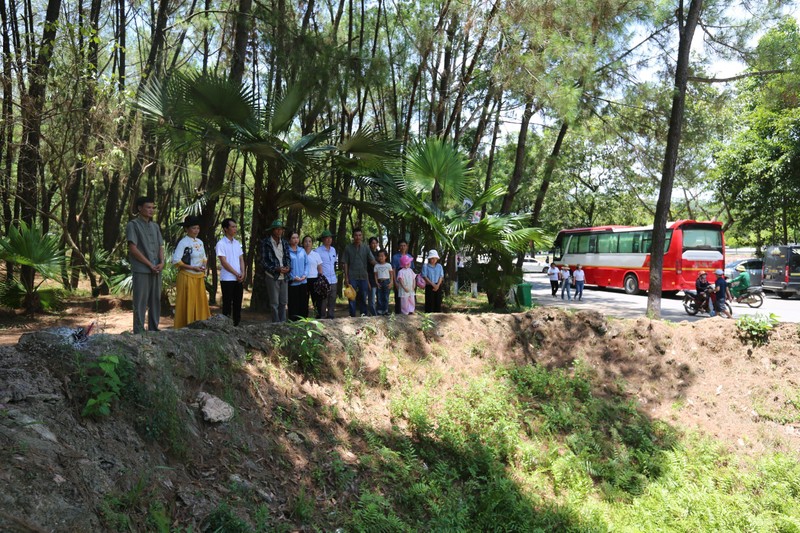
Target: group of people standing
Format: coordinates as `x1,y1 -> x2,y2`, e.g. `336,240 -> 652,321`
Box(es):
262,223 -> 445,322
125,196 -> 447,334
546,263 -> 585,301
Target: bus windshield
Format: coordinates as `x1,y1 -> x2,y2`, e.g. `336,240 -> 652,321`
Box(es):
682,226 -> 722,251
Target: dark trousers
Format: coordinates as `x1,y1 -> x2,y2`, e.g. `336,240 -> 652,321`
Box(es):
307,283 -> 321,319
394,287 -> 401,314
319,282 -> 337,319
288,283 -> 308,321
550,279 -> 559,297
425,285 -> 443,313
220,280 -> 243,326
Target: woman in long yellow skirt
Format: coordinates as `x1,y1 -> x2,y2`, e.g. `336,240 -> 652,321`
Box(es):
172,216 -> 210,328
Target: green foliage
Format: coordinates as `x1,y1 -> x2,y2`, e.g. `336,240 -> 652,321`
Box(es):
202,502 -> 251,533
81,354 -> 124,418
736,313 -> 780,346
278,319 -> 327,377
290,487 -> 315,523
0,221 -> 66,311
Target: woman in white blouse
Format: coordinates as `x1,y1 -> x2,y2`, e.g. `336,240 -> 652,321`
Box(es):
172,216 -> 210,328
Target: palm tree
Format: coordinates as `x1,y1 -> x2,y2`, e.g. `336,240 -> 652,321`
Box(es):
378,137 -> 550,308
136,72 -> 400,311
0,221 -> 66,313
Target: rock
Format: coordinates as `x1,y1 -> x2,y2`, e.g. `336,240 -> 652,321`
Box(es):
7,409 -> 58,442
286,432 -> 303,445
196,392 -> 234,423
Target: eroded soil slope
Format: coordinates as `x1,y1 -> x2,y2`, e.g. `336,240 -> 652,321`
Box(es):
1,309 -> 798,531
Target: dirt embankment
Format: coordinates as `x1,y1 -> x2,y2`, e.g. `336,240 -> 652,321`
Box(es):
1,310 -> 799,531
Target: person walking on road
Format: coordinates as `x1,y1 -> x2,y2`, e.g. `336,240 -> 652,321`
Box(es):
560,265 -> 572,301
573,264 -> 585,301
547,263 -> 560,298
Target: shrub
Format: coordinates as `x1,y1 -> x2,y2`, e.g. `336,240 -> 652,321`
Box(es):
736,313 -> 779,346
280,318 -> 327,377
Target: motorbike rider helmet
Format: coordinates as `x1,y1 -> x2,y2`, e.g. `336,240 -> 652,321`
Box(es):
698,271 -> 706,277
735,264 -> 746,272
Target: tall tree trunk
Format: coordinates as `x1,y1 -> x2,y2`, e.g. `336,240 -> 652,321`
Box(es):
530,121 -> 569,227
500,99 -> 533,214
67,0 -> 102,290
15,0 -> 60,311
646,0 -> 703,318
197,0 -> 252,305
102,0 -> 168,253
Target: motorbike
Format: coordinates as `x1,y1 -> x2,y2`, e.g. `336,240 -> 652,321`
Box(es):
683,289 -> 732,316
734,286 -> 764,308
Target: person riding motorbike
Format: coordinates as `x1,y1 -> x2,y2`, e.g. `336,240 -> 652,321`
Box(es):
729,264 -> 751,302
695,271 -> 715,316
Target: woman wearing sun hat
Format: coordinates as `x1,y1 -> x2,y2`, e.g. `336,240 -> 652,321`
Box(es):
422,249 -> 445,312
172,215 -> 210,328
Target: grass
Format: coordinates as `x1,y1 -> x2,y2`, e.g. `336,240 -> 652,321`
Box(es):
356,359 -> 800,531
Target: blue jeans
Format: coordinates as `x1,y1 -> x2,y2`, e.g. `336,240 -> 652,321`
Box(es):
561,279 -> 572,301
348,278 -> 370,317
368,284 -> 377,316
376,279 -> 391,315
574,280 -> 584,300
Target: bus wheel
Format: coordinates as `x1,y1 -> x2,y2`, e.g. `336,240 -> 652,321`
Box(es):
623,274 -> 639,295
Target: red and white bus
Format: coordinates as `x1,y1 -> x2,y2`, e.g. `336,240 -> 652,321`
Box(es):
552,220 -> 725,294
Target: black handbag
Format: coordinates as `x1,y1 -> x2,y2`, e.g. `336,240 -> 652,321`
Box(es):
180,246 -> 192,265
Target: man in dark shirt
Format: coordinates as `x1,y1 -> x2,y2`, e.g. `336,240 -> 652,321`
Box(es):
260,219 -> 291,322
714,268 -> 733,319
126,196 -> 164,333
342,227 -> 375,317
695,271 -> 715,316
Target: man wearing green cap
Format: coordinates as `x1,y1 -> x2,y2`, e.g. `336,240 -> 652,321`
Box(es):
315,229 -> 338,318
261,220 -> 291,322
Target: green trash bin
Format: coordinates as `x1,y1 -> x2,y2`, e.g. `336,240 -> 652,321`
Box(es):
516,282 -> 532,307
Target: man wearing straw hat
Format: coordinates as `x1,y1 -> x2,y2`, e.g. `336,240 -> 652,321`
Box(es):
261,219 -> 291,322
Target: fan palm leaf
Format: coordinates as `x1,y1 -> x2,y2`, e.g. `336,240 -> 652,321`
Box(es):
404,137 -> 473,204
0,221 -> 65,287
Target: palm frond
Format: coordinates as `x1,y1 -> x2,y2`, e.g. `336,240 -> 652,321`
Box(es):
405,137 -> 473,203
0,221 -> 65,284
270,84 -> 307,134
275,190 -> 332,220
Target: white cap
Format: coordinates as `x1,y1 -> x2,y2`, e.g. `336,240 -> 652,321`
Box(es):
715,268 -> 724,276
427,249 -> 440,259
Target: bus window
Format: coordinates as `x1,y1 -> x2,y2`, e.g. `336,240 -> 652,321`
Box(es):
568,235 -> 579,254
588,234 -> 598,253
664,230 -> 673,252
597,233 -> 618,253
641,231 -> 653,254
683,227 -> 722,250
553,234 -> 565,260
577,234 -> 591,253
618,232 -> 637,253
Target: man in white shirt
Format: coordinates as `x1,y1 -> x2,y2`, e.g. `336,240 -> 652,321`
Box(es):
216,218 -> 245,325
573,264 -> 586,301
547,263 -> 560,298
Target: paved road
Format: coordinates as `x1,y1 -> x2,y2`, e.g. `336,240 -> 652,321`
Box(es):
523,272 -> 800,323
